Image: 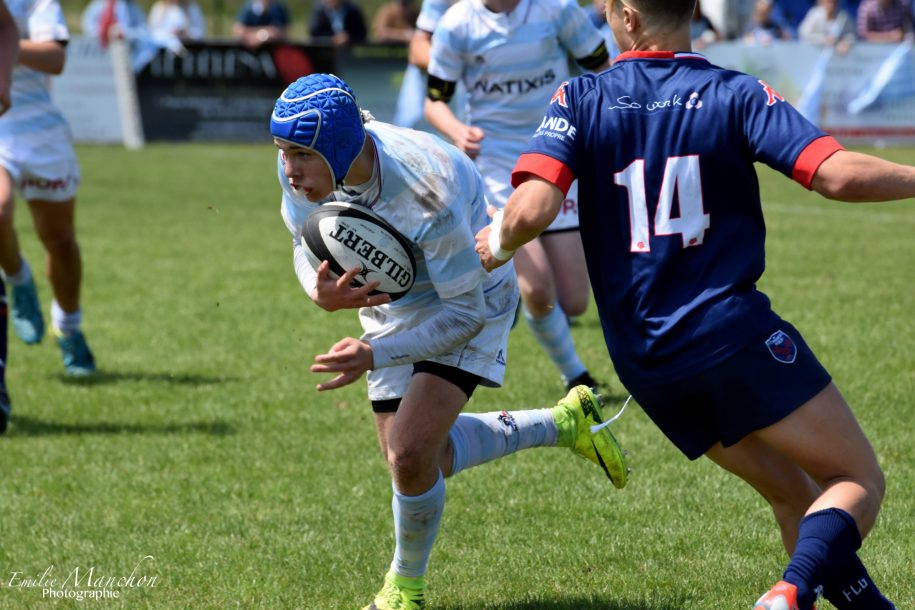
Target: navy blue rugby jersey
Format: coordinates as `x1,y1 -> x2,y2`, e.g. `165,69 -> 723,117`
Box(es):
512,51 -> 843,388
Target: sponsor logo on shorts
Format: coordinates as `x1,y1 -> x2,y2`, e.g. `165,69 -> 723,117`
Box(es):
765,329 -> 797,364
21,177 -> 76,191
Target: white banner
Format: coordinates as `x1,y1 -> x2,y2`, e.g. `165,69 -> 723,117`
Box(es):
704,41 -> 915,145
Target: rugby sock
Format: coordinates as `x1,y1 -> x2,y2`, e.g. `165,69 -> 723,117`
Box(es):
448,409 -> 557,476
524,305 -> 586,383
5,257 -> 32,286
822,553 -> 896,609
783,508 -> 862,609
0,280 -> 7,386
390,471 -> 445,578
50,300 -> 81,334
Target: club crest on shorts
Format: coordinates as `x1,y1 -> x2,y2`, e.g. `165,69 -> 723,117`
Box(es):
765,330 -> 797,364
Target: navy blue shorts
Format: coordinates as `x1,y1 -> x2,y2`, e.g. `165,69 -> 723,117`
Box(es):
630,321 -> 832,460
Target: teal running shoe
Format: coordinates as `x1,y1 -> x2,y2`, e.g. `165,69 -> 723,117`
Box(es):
11,279 -> 44,344
54,328 -> 96,376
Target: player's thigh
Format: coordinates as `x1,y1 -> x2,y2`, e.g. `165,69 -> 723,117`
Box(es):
706,437 -> 820,514
387,372 -> 468,462
540,230 -> 590,316
28,198 -> 76,244
513,238 -> 557,311
752,382 -> 883,492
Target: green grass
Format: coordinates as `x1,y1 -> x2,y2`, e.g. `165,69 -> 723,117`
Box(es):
1,143 -> 913,609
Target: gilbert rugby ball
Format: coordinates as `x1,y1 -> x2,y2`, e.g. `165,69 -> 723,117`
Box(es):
302,202 -> 416,301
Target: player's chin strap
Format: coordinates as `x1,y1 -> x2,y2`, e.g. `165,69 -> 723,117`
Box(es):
590,395 -> 631,434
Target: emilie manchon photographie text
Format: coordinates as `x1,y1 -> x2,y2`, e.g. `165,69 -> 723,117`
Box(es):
5,555 -> 159,601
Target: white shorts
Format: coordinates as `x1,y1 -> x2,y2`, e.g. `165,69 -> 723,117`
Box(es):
478,152 -> 579,233
360,271 -> 519,401
0,138 -> 80,202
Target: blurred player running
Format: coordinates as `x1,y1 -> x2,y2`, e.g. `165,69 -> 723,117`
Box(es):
424,0 -> 609,391
0,0 -> 95,377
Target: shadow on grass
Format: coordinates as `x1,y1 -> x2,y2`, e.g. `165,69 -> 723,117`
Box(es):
438,598 -> 687,610
9,415 -> 234,437
57,370 -> 235,386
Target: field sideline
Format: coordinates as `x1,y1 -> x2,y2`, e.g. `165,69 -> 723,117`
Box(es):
0,143 -> 912,609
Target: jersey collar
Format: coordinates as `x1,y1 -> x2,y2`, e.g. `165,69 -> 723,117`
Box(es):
613,51 -> 708,63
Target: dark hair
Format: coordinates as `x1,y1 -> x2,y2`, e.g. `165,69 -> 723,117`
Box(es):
629,0 -> 697,27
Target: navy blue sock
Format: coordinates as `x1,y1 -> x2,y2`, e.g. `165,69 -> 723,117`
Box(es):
0,279 -> 7,388
783,508 -> 862,608
822,553 -> 896,609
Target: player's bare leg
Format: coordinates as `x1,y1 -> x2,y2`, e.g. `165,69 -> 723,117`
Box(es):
514,238 -> 594,389
0,168 -> 44,344
29,198 -> 94,375
540,230 -> 591,317
718,383 -> 894,609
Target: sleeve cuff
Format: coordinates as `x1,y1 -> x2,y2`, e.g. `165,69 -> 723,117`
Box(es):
511,153 -> 575,193
792,135 -> 844,190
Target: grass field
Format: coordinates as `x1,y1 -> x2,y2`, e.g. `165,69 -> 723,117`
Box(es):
0,143 -> 912,609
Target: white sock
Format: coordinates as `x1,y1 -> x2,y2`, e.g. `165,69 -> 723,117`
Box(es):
448,409 -> 558,477
390,471 -> 445,579
5,258 -> 32,286
524,304 -> 587,382
51,300 -> 81,334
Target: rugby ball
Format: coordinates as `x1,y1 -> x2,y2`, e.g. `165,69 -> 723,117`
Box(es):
302,202 -> 416,301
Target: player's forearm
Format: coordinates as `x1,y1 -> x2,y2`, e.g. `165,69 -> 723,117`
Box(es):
423,98 -> 463,142
293,240 -> 319,296
500,178 -> 564,250
812,150 -> 915,202
369,287 -> 485,368
18,40 -> 66,75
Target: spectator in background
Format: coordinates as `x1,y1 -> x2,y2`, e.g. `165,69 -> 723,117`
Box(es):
82,0 -> 159,70
800,0 -> 855,47
309,0 -> 367,47
149,0 -> 206,54
691,0 -> 721,48
856,0 -> 913,41
233,0 -> 289,48
372,0 -> 418,45
743,0 -> 794,43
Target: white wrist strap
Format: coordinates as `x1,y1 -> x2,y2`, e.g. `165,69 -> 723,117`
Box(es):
488,210 -> 516,261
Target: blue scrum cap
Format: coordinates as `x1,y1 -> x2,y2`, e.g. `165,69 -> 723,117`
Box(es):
270,73 -> 366,186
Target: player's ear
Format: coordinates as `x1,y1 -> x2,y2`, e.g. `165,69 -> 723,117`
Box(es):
623,6 -> 640,32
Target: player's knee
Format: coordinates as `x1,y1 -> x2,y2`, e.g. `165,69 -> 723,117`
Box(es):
558,293 -> 588,317
387,443 -> 433,482
38,231 -> 79,258
521,288 -> 554,318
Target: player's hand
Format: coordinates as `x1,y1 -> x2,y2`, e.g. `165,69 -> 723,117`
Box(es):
453,126 -> 485,159
310,260 -> 392,311
311,337 -> 373,391
474,224 -> 510,272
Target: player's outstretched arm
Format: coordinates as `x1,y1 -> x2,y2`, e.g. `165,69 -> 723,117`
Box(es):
812,150 -> 915,202
477,177 -> 564,271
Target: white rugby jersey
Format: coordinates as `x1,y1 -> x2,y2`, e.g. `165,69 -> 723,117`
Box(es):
0,0 -> 71,148
427,0 -> 603,145
280,120 -> 512,315
415,0 -> 453,34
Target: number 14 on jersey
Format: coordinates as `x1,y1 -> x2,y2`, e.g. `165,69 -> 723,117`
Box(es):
614,155 -> 710,252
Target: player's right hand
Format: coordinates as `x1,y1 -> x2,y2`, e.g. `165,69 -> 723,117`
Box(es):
310,261 -> 392,312
454,126 -> 485,159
